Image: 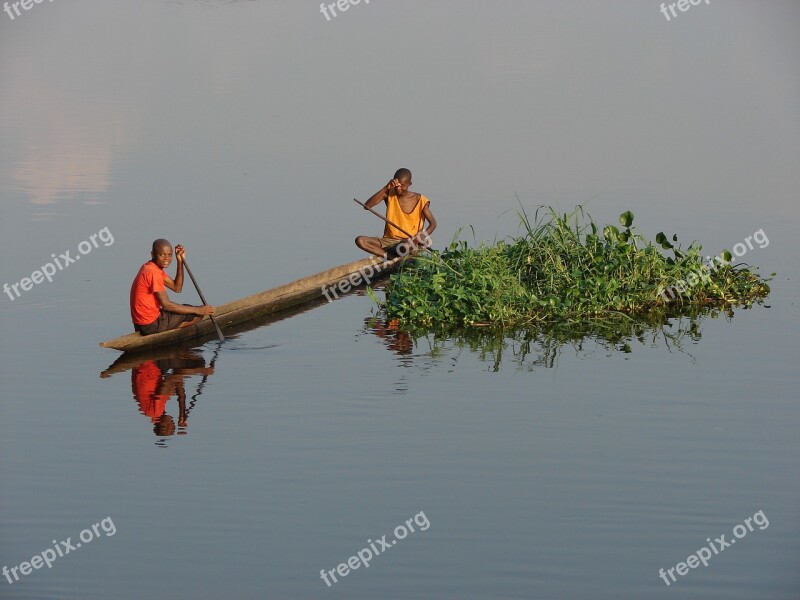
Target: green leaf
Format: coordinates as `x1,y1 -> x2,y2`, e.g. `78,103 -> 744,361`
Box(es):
603,225 -> 620,241
619,211 -> 634,228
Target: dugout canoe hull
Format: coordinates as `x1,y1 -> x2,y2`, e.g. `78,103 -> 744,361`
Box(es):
99,255 -> 404,352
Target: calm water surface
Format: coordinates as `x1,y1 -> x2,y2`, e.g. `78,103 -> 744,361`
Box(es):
1,2 -> 798,599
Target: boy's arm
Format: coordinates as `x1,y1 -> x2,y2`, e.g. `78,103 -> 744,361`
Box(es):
364,179 -> 400,209
409,204 -> 437,247
154,290 -> 215,316
421,204 -> 437,238
164,245 -> 186,292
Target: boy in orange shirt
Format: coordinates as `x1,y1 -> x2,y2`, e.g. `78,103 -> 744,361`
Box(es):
129,239 -> 215,336
355,168 -> 436,259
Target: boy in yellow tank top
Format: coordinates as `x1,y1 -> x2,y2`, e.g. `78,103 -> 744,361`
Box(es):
355,168 -> 437,259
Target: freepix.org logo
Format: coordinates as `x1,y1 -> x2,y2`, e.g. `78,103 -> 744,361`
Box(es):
659,0 -> 710,22
3,227 -> 115,302
3,0 -> 56,21
320,0 -> 370,22
3,517 -> 117,586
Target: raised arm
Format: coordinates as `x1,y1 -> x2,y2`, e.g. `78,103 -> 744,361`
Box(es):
364,179 -> 401,209
164,244 -> 186,292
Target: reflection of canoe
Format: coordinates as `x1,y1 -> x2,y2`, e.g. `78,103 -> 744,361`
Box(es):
100,348 -> 208,378
100,256 -> 405,352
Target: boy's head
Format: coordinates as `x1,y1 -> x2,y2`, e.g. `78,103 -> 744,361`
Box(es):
154,414 -> 176,436
392,168 -> 413,193
151,239 -> 173,269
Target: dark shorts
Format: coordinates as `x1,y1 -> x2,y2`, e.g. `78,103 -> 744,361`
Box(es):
379,236 -> 405,250
135,308 -> 196,336
380,237 -> 412,258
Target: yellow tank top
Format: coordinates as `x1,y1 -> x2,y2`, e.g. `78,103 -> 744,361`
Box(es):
384,194 -> 429,239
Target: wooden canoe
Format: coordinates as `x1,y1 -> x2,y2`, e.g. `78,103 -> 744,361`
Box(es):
99,255 -> 405,352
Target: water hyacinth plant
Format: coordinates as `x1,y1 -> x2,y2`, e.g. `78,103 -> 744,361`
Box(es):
379,206 -> 771,330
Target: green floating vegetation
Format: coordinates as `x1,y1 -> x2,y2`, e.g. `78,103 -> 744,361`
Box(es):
380,206 -> 771,330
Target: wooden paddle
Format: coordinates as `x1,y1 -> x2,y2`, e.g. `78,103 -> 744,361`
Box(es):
182,258 -> 224,342
353,198 -> 431,252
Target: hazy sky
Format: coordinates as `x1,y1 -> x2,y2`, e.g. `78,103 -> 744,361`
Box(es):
1,0 -> 797,281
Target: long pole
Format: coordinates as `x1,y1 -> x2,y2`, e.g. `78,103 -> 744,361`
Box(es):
182,258 -> 224,342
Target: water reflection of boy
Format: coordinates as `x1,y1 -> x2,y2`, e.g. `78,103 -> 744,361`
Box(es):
367,318 -> 413,355
131,358 -> 214,436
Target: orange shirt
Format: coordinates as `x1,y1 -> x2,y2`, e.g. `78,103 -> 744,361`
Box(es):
130,261 -> 166,325
132,361 -> 170,423
384,194 -> 430,240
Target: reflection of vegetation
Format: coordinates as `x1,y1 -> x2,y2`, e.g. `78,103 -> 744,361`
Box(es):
391,307 -> 735,372
381,206 -> 772,330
